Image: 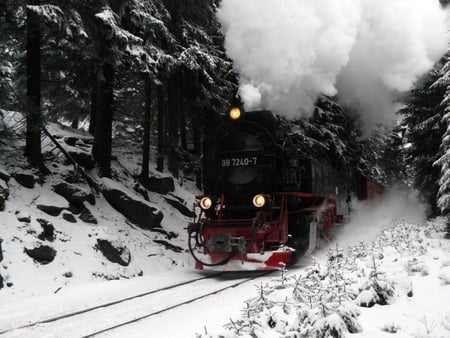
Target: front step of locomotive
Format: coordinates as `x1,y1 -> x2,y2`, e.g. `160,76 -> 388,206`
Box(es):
194,249 -> 294,271
188,217 -> 294,271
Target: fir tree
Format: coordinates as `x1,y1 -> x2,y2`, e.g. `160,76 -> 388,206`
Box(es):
400,58 -> 447,216
433,53 -> 450,215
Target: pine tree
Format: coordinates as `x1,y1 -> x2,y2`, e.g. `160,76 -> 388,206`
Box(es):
380,126 -> 407,187
0,1 -> 22,110
25,0 -> 42,167
433,53 -> 450,215
400,58 -> 447,216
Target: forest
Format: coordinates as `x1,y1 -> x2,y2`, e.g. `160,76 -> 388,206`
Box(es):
1,0 -> 450,218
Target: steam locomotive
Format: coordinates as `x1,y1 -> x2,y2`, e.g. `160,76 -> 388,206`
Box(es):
187,107 -> 382,270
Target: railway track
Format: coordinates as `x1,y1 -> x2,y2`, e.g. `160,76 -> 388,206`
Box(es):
0,271 -> 274,337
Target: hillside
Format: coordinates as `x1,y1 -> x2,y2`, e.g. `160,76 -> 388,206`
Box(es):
0,114 -> 198,302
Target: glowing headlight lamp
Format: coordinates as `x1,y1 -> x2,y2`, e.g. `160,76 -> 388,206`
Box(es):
229,107 -> 242,120
252,194 -> 266,208
199,196 -> 213,210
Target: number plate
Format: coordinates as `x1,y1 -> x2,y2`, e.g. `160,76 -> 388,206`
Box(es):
220,156 -> 258,167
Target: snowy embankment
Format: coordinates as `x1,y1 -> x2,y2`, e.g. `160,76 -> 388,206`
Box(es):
198,218 -> 450,338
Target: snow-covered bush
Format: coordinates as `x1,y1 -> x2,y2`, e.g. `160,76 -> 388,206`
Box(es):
199,220 -> 447,338
380,322 -> 401,333
355,256 -> 395,307
438,270 -> 450,286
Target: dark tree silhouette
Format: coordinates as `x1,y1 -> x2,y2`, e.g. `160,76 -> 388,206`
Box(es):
25,1 -> 42,166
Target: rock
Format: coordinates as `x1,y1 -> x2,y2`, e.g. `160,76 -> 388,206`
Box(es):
145,227 -> 178,240
79,207 -> 97,224
68,203 -> 97,224
164,197 -> 195,218
0,238 -> 3,262
25,245 -> 56,264
67,150 -> 95,169
140,176 -> 175,195
67,203 -> 81,215
0,273 -> 3,289
0,167 -> 10,183
0,186 -> 8,211
63,271 -> 73,278
102,188 -> 163,229
64,137 -> 77,146
133,183 -> 149,201
14,173 -> 36,189
53,181 -> 95,206
0,167 -> 9,211
95,239 -> 131,266
62,213 -> 77,223
153,239 -> 184,253
36,218 -> 55,242
37,205 -> 64,217
16,213 -> 31,223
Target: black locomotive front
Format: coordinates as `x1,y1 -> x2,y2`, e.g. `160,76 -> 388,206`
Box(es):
203,108 -> 282,197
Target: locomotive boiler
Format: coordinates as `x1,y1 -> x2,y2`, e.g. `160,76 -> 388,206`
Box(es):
187,107 -> 381,270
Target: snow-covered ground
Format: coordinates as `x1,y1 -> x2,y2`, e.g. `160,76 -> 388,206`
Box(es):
2,185 -> 450,337
1,117 -> 450,337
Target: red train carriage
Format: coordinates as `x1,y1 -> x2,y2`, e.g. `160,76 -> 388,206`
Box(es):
355,173 -> 383,201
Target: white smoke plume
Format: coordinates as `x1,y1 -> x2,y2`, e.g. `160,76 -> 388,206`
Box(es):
331,188 -> 427,249
217,0 -> 448,127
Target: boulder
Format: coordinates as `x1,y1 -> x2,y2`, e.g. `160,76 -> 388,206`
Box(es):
0,273 -> 3,290
16,213 -> 31,223
36,218 -> 55,242
153,239 -> 183,253
62,213 -> 77,223
67,150 -> 95,169
140,176 -> 175,195
79,208 -> 97,224
0,185 -> 8,211
95,239 -> 131,266
64,137 -> 78,146
69,203 -> 97,224
36,205 -> 64,217
25,245 -> 56,264
53,181 -> 95,206
0,168 -> 10,183
164,197 -> 195,218
14,173 -> 36,189
102,188 -> 163,229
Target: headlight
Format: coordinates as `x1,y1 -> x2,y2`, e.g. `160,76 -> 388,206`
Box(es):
229,107 -> 242,120
200,197 -> 213,210
252,194 -> 266,208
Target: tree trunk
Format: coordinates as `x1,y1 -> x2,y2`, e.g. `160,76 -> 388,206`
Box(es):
89,66 -> 97,135
141,75 -> 152,178
192,117 -> 202,189
193,120 -> 201,156
156,84 -> 165,172
92,61 -> 114,177
25,2 -> 42,167
180,112 -> 187,151
167,74 -> 180,179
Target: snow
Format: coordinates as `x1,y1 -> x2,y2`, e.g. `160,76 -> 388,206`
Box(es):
1,123 -> 450,337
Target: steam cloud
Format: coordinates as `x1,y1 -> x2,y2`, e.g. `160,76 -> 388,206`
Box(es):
331,188 -> 427,249
217,0 -> 448,128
